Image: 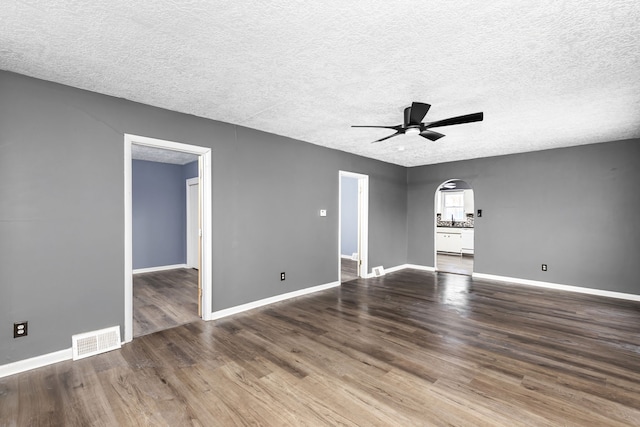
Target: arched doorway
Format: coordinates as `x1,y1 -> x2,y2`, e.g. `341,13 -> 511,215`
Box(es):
434,179 -> 474,275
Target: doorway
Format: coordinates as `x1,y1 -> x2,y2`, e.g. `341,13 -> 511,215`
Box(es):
124,134 -> 212,343
339,171 -> 369,282
434,179 -> 474,275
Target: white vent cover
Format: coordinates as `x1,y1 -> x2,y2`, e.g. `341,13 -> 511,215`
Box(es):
372,266 -> 385,277
72,326 -> 121,361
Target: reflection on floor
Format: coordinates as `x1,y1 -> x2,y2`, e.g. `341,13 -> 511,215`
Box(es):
133,268 -> 200,337
437,252 -> 474,276
341,257 -> 358,283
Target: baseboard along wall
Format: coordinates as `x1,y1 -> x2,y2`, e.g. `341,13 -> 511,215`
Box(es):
472,272 -> 640,302
0,348 -> 72,379
4,267 -> 638,378
133,264 -> 188,274
211,281 -> 341,320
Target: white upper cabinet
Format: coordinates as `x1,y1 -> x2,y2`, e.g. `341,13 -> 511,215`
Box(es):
464,189 -> 474,214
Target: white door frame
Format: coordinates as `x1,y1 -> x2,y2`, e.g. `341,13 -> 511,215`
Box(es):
186,177 -> 199,269
124,134 -> 213,343
339,171 -> 369,279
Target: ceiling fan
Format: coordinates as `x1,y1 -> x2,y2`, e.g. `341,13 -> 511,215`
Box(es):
352,102 -> 483,143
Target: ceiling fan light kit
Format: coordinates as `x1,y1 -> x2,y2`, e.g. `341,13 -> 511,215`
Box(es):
405,127 -> 421,136
352,102 -> 483,144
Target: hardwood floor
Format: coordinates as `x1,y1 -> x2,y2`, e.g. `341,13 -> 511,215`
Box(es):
2,269 -> 640,426
133,268 -> 200,337
341,257 -> 358,282
437,252 -> 474,275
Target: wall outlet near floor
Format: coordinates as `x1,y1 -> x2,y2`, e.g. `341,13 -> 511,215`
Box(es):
14,321 -> 28,338
280,272 -> 285,281
542,264 -> 547,271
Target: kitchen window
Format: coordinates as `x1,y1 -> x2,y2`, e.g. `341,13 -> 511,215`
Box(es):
443,191 -> 465,221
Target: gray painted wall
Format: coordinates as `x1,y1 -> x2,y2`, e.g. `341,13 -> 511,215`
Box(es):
2,68 -> 637,367
0,71 -> 407,364
407,139 -> 640,294
340,176 -> 358,256
133,160 -> 188,269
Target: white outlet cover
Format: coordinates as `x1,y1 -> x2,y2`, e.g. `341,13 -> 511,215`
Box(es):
319,209 -> 327,217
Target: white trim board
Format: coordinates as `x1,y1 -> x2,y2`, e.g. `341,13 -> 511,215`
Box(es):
125,134 -> 213,344
0,348 -> 72,379
338,171 -> 369,282
388,264 -> 436,274
385,265 -> 639,302
211,281 -> 341,320
133,264 -> 188,274
472,273 -> 640,302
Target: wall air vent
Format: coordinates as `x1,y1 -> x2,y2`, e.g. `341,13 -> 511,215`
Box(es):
72,326 -> 121,361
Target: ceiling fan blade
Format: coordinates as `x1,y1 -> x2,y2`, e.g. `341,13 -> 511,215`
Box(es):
403,106 -> 412,126
425,112 -> 483,129
352,124 -> 402,130
409,102 -> 431,125
372,131 -> 402,143
419,130 -> 445,141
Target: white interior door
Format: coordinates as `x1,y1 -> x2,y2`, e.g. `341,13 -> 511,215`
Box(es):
186,178 -> 199,269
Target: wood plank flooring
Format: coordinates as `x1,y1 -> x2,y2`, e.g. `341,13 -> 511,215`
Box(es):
3,269 -> 640,426
133,268 -> 200,337
341,257 -> 358,282
437,252 -> 474,275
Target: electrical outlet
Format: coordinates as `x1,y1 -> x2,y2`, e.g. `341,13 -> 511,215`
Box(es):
14,321 -> 28,338
542,264 -> 547,271
280,272 -> 285,281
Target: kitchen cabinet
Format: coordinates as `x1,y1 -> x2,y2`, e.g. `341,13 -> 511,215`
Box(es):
437,227 -> 474,255
461,229 -> 474,254
436,228 -> 462,253
464,189 -> 474,214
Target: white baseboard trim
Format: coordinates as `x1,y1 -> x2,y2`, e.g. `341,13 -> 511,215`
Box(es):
0,348 -> 72,379
340,254 -> 352,259
473,272 -> 640,302
382,265 -> 639,302
359,264 -> 435,278
133,264 -> 188,274
211,281 -> 341,320
359,264 -> 436,278
388,264 -> 436,273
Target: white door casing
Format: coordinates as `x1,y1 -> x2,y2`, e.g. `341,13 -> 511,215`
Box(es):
124,134 -> 213,343
338,171 -> 369,279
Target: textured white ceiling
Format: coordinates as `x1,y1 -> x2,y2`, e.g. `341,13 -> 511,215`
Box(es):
2,1 -> 639,166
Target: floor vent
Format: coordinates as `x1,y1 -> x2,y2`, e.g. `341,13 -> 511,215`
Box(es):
372,266 -> 385,277
72,326 -> 121,361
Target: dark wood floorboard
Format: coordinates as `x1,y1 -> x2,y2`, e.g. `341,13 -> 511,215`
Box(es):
133,268 -> 200,337
341,257 -> 358,282
2,269 -> 640,426
437,252 -> 474,275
